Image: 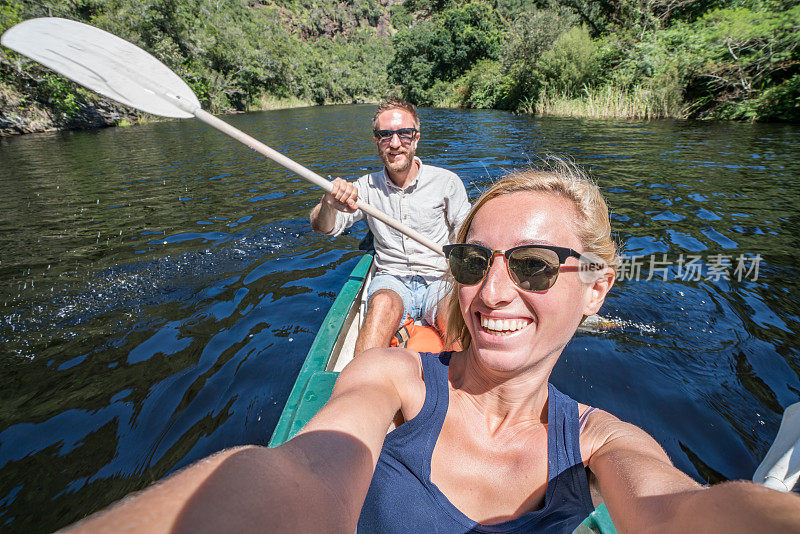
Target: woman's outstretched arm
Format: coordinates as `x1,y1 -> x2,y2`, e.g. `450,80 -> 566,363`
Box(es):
65,348 -> 419,533
585,412 -> 800,533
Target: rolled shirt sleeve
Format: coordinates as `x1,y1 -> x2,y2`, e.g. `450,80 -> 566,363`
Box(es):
326,175 -> 368,237
328,207 -> 365,237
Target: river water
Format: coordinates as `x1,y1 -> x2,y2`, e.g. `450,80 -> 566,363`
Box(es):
0,105 -> 798,531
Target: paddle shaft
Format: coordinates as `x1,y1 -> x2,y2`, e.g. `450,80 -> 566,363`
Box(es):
2,18 -> 443,255
190,109 -> 444,256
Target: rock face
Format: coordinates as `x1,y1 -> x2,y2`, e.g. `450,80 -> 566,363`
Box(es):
62,100 -> 138,132
0,82 -> 138,137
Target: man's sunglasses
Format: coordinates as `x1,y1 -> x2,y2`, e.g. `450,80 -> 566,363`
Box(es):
443,243 -> 602,292
373,127 -> 418,143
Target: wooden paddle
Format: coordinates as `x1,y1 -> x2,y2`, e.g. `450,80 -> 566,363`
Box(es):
1,17 -> 444,256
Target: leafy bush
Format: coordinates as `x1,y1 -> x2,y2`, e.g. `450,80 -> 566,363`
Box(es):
388,2 -> 504,104
35,74 -> 81,117
353,0 -> 382,26
0,0 -> 23,34
754,74 -> 800,121
498,7 -> 576,109
439,59 -> 509,109
536,25 -> 598,97
390,4 -> 413,28
628,5 -> 797,119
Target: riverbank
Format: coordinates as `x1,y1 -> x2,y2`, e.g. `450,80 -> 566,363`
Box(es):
1,66 -> 792,139
0,94 -> 655,139
0,87 -> 379,138
0,82 -> 136,137
3,0 -> 796,139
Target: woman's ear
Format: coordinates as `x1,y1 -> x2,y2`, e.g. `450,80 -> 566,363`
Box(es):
583,267 -> 615,316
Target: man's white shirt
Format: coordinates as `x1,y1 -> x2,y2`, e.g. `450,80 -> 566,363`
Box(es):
327,158 -> 471,282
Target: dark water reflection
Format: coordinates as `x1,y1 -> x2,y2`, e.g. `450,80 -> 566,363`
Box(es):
0,105 -> 798,531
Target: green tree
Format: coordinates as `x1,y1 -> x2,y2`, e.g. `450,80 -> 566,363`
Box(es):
499,7 -> 577,108
536,25 -> 598,96
388,2 -> 504,104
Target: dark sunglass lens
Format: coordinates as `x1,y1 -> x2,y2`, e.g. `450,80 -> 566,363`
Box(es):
397,128 -> 415,141
448,245 -> 489,285
508,248 -> 560,291
375,128 -> 416,142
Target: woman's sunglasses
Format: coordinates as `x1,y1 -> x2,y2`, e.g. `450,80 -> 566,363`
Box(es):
443,243 -> 601,292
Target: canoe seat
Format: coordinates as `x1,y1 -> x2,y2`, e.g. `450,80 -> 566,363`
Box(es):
286,370 -> 339,441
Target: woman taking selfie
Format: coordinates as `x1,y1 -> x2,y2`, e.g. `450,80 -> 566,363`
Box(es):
72,164 -> 800,533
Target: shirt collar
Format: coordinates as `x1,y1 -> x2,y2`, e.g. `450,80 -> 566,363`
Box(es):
383,157 -> 423,191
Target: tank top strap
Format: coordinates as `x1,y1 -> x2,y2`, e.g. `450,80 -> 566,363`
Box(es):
547,383 -> 581,472
547,383 -> 593,514
417,352 -> 451,473
376,352 -> 451,476
419,351 -> 452,388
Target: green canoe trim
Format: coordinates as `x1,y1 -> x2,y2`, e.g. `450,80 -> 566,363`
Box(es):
268,253 -> 373,447
286,371 -> 339,441
575,503 -> 618,533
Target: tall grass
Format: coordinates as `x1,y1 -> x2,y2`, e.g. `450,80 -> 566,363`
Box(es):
533,84 -> 688,120
246,94 -> 317,112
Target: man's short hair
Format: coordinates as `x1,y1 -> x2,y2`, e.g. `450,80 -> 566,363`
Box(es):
372,98 -> 420,131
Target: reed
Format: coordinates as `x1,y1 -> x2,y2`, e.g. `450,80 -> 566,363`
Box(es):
534,85 -> 688,120
246,94 -> 316,112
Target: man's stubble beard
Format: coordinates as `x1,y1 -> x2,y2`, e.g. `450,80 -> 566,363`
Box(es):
380,145 -> 416,174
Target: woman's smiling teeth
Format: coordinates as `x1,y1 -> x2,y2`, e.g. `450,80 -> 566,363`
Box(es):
479,314 -> 532,335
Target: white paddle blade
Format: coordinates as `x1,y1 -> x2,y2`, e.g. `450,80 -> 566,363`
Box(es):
1,17 -> 201,118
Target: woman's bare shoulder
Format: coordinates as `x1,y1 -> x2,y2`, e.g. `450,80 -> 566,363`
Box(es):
333,348 -> 425,401
331,348 -> 428,426
338,347 -> 423,383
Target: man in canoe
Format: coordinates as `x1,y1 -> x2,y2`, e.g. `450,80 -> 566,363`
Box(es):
69,163 -> 800,533
310,98 -> 471,354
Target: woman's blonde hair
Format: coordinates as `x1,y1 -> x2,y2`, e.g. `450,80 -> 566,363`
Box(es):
444,159 -> 618,350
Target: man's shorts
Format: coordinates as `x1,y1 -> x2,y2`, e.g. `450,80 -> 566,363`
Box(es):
366,273 -> 449,330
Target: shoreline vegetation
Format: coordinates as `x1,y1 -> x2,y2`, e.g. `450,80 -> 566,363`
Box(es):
1,0 -> 797,137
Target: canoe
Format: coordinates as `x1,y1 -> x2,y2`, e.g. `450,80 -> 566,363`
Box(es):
269,253 -> 375,448
268,253 -> 800,533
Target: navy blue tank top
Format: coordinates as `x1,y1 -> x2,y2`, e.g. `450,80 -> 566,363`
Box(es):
358,352 -> 595,533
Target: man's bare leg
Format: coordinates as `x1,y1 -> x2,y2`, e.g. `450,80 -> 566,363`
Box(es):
354,289 -> 404,355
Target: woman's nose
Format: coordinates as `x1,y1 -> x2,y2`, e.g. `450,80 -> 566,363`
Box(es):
479,253 -> 516,306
